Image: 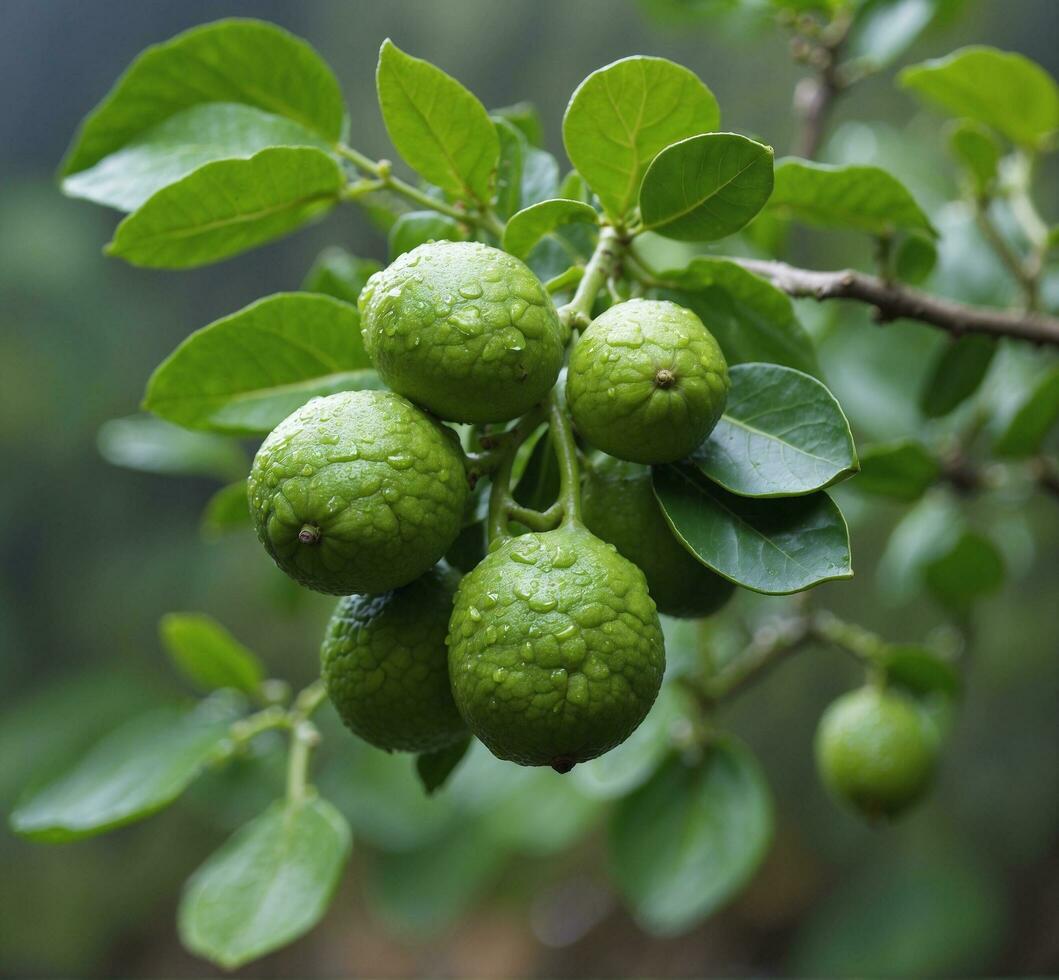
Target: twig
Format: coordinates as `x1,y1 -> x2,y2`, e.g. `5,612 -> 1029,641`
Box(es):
731,258 -> 1059,346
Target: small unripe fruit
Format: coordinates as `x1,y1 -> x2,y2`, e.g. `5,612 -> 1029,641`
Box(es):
566,298 -> 729,464
815,686 -> 937,819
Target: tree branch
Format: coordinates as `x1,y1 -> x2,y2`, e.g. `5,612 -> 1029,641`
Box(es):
732,258 -> 1059,347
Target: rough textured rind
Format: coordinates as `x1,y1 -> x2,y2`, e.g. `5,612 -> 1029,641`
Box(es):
321,563 -> 466,752
359,241 -> 564,423
815,686 -> 937,819
447,526 -> 665,768
582,454 -> 734,618
566,298 -> 729,464
248,390 -> 467,595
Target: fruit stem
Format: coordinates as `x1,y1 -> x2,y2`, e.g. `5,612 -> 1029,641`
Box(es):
285,679 -> 327,804
558,225 -> 624,332
485,405 -> 549,542
547,390 -> 582,526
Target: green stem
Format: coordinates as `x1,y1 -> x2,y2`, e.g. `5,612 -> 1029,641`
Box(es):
508,501 -> 563,531
808,610 -> 887,664
548,391 -> 582,526
974,196 -> 1039,311
285,679 -> 326,804
484,406 -> 548,542
705,617 -> 814,702
336,143 -> 504,238
558,225 -> 623,332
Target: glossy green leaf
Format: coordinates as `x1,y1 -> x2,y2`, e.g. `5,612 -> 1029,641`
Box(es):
301,247 -> 382,305
856,439 -> 940,501
388,210 -> 463,260
201,481 -> 253,538
376,39 -> 498,202
494,101 -> 544,147
179,796 -> 351,970
920,335 -> 996,418
160,613 -> 264,696
610,740 -> 772,935
416,737 -> 472,796
692,363 -> 857,497
502,199 -> 599,259
769,158 -> 936,237
107,147 -> 344,269
845,0 -> 949,70
924,529 -> 1004,613
993,365 -> 1059,457
563,56 -> 720,220
653,465 -> 852,593
640,134 -> 774,241
97,415 -> 246,481
662,257 -> 818,374
144,293 -> 377,436
493,117 -> 525,219
9,699 -> 237,842
947,120 -> 1001,194
62,18 -> 347,178
64,103 -> 331,212
895,233 -> 938,284
901,46 -> 1059,148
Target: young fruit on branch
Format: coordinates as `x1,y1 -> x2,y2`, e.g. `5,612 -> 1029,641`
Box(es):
248,390 -> 468,595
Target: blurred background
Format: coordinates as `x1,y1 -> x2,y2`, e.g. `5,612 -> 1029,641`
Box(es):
1,1 -> 1057,977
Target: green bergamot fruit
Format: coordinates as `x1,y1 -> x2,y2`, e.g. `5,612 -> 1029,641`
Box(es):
815,685 -> 937,819
582,453 -> 734,618
321,562 -> 466,752
447,525 -> 665,770
359,241 -> 565,423
248,390 -> 468,595
566,298 -> 729,463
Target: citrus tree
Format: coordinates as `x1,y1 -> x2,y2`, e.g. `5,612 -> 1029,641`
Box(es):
10,5 -> 1058,970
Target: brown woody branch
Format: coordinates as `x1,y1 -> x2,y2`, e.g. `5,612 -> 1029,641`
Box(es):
732,258 -> 1059,347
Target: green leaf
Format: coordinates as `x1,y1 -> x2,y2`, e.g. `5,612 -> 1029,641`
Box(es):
769,158 -> 936,237
502,199 -> 599,259
920,335 -> 996,418
924,529 -> 1004,613
107,147 -> 344,269
416,736 -> 473,796
901,46 -> 1059,149
993,365 -> 1059,457
845,0 -> 954,71
691,363 -> 857,497
640,134 -> 774,241
895,233 -> 938,285
563,56 -> 720,220
201,481 -> 253,538
856,439 -> 940,501
301,247 -> 382,305
144,293 -> 378,436
493,118 -> 525,219
880,645 -> 961,700
63,102 -> 332,212
493,101 -> 544,147
97,415 -> 246,481
653,464 -> 852,594
62,18 -> 347,178
521,147 -> 561,208
947,120 -> 1001,194
9,699 -> 237,842
388,210 -> 463,260
376,39 -> 498,203
178,796 -> 351,970
662,257 -> 818,374
610,740 -> 772,935
160,613 -> 264,697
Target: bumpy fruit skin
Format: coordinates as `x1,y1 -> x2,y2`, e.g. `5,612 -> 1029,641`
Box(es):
447,526 -> 665,769
582,454 -> 734,618
320,563 -> 466,753
248,390 -> 468,595
815,686 -> 937,819
359,241 -> 565,423
566,298 -> 729,464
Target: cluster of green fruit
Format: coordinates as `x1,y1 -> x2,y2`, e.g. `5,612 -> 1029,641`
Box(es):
248,240 -> 732,772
